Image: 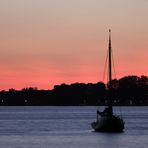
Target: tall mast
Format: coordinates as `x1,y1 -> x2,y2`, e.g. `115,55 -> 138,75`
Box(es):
109,29 -> 112,86
108,29 -> 113,113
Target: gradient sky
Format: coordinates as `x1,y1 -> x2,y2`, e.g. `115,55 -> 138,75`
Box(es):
0,0 -> 148,90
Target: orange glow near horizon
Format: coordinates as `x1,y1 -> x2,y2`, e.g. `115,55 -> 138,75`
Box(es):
0,0 -> 148,90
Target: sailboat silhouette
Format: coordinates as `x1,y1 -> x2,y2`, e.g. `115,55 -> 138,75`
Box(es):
91,30 -> 124,132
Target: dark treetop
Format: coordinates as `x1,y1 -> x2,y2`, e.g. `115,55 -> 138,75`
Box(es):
0,75 -> 147,106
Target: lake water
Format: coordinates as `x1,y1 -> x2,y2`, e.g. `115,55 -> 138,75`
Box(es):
0,106 -> 147,148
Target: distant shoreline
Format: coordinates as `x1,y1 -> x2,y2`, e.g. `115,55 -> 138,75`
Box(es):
0,75 -> 147,106
0,105 -> 148,106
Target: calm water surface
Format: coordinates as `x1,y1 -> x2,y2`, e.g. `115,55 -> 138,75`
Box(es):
0,106 -> 147,148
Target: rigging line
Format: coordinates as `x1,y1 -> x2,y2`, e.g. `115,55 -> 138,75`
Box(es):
112,48 -> 123,116
119,106 -> 123,118
111,48 -> 117,79
102,49 -> 109,82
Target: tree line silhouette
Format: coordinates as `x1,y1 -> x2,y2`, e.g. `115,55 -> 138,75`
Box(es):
0,75 -> 147,106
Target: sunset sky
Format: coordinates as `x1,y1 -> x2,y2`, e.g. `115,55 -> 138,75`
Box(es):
0,0 -> 148,90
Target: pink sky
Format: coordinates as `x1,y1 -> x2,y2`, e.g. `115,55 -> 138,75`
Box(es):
0,0 -> 148,90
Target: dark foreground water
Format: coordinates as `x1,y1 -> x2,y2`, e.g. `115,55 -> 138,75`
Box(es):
0,106 -> 147,148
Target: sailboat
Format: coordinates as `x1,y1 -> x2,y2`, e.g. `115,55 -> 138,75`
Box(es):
91,30 -> 124,132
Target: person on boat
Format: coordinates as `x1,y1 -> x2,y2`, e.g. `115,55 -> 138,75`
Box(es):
97,110 -> 102,115
96,106 -> 112,116
103,106 -> 113,116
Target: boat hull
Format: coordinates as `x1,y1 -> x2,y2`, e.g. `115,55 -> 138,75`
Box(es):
91,115 -> 124,132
